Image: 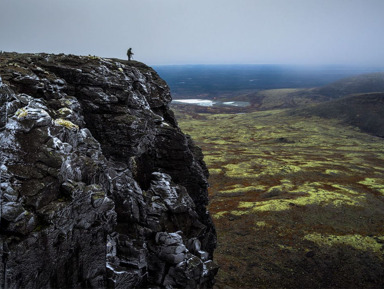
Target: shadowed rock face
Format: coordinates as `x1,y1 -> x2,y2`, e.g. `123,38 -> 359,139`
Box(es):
0,52 -> 217,288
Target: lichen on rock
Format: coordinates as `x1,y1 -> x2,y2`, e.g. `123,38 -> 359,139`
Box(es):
54,118 -> 79,130
0,52 -> 217,288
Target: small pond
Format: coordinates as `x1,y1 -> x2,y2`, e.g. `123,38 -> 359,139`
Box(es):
172,99 -> 250,107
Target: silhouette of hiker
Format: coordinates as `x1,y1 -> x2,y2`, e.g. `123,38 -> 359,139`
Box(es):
127,48 -> 134,61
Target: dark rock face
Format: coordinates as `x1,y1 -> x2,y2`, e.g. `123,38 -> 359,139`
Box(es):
0,53 -> 217,288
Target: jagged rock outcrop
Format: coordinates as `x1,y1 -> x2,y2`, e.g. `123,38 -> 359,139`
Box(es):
0,52 -> 217,288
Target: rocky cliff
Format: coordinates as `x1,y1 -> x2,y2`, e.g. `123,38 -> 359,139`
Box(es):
0,52 -> 217,288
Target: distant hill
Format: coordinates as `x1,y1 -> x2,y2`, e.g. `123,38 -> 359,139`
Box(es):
234,88 -> 330,109
313,72 -> 384,98
288,73 -> 384,138
291,92 -> 384,137
243,72 -> 384,110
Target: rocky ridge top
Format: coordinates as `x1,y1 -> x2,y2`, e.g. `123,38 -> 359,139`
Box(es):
0,52 -> 217,288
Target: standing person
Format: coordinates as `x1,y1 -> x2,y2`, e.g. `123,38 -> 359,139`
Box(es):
127,48 -> 134,61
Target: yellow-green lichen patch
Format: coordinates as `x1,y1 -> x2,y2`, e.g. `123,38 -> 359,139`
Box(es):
57,107 -> 73,116
238,199 -> 293,212
235,182 -> 366,213
213,211 -> 229,219
255,221 -> 269,227
278,179 -> 295,189
87,55 -> 101,60
223,162 -> 257,178
288,182 -> 366,207
203,154 -> 226,165
15,107 -> 28,118
358,178 -> 384,195
260,163 -> 302,177
277,244 -> 297,251
330,184 -> 363,196
262,183 -> 294,197
304,233 -> 384,253
54,118 -> 79,130
91,191 -> 106,200
208,168 -> 223,175
230,210 -> 249,216
219,185 -> 267,194
325,169 -> 343,175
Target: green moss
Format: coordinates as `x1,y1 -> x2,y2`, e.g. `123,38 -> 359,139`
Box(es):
219,184 -> 266,194
223,162 -> 257,178
57,107 -> 72,116
230,210 -> 249,216
325,169 -> 342,175
238,199 -> 291,212
15,107 -> 28,118
91,191 -> 105,200
213,211 -> 228,219
87,55 -> 101,60
358,178 -> 384,195
54,118 -> 79,130
304,233 -> 384,253
207,168 -> 223,175
255,221 -> 269,227
277,244 -> 296,251
236,182 -> 366,213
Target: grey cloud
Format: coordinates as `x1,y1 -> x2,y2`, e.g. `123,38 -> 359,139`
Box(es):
1,0 -> 383,65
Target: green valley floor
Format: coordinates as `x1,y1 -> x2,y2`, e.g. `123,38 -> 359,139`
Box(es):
174,106 -> 384,288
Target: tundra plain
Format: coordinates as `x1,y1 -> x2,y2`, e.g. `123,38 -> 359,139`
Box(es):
173,104 -> 384,288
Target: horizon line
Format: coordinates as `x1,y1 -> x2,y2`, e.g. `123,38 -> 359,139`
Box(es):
151,63 -> 384,68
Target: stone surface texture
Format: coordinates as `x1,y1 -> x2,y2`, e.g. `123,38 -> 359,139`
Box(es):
0,52 -> 217,288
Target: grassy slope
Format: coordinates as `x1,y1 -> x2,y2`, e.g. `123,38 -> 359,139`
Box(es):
315,72 -> 384,98
292,92 -> 384,137
175,108 -> 384,289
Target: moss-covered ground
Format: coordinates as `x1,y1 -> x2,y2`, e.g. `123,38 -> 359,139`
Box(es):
174,105 -> 384,288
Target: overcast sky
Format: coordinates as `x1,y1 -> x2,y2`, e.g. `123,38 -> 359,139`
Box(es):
1,0 -> 384,66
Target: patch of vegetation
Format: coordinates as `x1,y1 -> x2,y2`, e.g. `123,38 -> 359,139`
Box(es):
54,118 -> 79,130
15,107 -> 28,118
174,106 -> 384,288
303,233 -> 384,253
315,72 -> 384,98
292,92 -> 384,137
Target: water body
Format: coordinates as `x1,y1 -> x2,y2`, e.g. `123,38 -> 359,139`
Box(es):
172,99 -> 250,107
154,64 -> 384,98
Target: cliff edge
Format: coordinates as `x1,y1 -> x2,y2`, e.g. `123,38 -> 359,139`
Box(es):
0,52 -> 217,288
